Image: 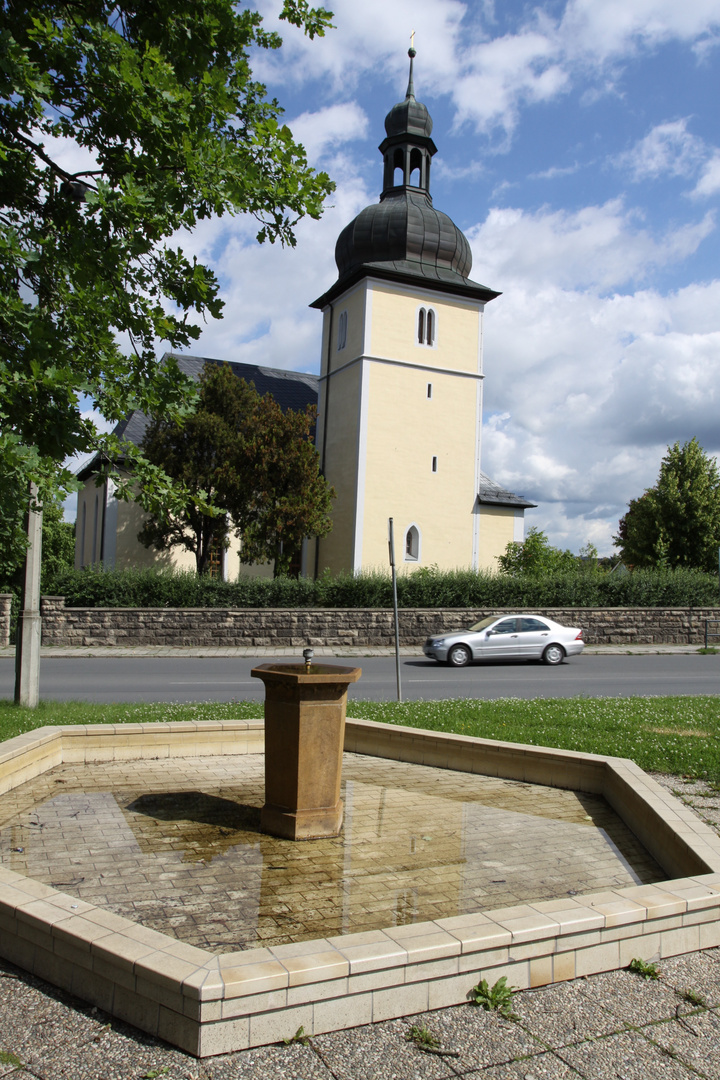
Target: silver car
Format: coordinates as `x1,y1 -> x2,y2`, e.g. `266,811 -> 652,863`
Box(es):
423,615 -> 585,667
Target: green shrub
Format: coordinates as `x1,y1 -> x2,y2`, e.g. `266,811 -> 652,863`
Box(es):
39,564 -> 719,609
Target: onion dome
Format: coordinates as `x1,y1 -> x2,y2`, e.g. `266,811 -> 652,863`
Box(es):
311,49 -> 499,308
334,190 -> 473,284
383,49 -> 433,140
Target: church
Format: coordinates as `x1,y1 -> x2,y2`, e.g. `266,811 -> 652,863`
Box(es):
74,50 -> 534,578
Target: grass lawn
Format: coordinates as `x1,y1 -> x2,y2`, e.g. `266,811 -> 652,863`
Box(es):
1,695 -> 719,782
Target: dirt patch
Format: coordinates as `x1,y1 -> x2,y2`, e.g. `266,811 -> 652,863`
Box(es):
643,725 -> 714,738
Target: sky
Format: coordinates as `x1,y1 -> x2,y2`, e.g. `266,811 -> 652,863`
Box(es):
70,0 -> 720,556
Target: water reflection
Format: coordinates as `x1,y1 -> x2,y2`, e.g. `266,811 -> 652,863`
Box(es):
0,754 -> 664,952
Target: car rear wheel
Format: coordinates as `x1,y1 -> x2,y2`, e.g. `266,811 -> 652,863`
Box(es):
542,643 -> 565,666
447,644 -> 471,667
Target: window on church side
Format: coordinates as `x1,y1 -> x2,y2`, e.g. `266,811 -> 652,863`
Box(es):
337,310 -> 348,350
416,306 -> 436,347
404,524 -> 420,562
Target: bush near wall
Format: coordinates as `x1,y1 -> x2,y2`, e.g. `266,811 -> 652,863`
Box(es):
44,565 -> 719,610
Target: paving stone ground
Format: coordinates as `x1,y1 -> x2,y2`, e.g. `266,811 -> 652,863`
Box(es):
0,772 -> 719,1077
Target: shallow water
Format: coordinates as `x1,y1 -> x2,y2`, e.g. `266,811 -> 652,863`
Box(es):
0,752 -> 663,952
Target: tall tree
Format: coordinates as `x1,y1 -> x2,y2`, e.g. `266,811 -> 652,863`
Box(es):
139,363 -> 334,576
614,439 -> 720,571
0,0 -> 334,564
497,527 -> 576,576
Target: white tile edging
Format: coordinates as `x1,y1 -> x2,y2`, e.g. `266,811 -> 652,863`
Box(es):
0,720 -> 719,1056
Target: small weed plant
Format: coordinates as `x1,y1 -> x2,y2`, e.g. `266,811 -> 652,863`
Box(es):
628,957 -> 660,980
406,1024 -> 440,1050
682,988 -> 706,1007
470,976 -> 518,1018
282,1025 -> 310,1047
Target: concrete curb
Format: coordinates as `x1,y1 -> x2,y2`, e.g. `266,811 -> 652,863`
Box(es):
0,644 -> 715,659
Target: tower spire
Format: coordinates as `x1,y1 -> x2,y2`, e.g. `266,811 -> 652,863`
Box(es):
407,33 -> 416,99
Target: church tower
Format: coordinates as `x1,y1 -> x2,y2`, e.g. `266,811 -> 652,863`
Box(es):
310,49 -> 533,576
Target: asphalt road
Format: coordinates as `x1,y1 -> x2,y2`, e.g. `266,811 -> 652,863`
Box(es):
1,653 -> 720,702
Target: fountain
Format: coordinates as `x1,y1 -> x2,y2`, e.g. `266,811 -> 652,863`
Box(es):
251,649 -> 361,840
2,660 -> 720,1057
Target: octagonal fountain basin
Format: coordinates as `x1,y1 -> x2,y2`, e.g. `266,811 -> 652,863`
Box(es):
1,719 -> 720,1057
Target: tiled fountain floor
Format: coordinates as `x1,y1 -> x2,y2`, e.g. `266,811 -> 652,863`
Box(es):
0,752 -> 663,952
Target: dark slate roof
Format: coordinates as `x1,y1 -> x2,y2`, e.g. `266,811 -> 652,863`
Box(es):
336,189 -> 473,283
311,55 -> 499,310
77,354 -> 318,480
477,471 -> 536,510
312,188 -> 500,309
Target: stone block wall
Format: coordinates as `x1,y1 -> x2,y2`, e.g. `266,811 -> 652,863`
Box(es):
0,595 -> 11,648
38,595 -> 718,648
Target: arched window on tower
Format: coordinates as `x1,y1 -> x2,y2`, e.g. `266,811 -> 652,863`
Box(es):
426,308 -> 435,346
404,524 -> 420,562
416,306 -> 436,347
409,148 -> 423,187
393,147 -> 404,187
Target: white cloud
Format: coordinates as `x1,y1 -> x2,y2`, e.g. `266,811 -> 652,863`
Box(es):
558,0 -> 720,62
287,103 -> 369,164
468,200 -> 715,291
617,119 -> 707,181
691,153 -> 720,198
32,129 -> 99,178
474,200 -> 720,553
250,0 -> 720,146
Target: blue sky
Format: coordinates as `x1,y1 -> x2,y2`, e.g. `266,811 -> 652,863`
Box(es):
71,0 -> 720,556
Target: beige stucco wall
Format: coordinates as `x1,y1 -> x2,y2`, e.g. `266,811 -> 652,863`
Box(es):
359,361 -> 478,570
315,361 -> 362,574
476,506 -> 521,572
314,277 -> 487,575
75,474 -> 272,579
368,284 -> 482,373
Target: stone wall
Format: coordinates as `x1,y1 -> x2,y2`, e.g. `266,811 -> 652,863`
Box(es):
38,595 -> 718,647
0,595 -> 11,648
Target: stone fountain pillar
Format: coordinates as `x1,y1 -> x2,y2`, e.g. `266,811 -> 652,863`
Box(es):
251,662 -> 361,840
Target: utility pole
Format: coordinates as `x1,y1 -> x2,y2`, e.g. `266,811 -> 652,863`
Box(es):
388,517 -> 402,702
14,482 -> 43,707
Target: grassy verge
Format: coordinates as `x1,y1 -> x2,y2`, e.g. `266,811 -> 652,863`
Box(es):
1,695 -> 719,782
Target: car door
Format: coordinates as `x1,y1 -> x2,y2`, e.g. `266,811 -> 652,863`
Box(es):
517,617 -> 553,658
479,617 -> 520,659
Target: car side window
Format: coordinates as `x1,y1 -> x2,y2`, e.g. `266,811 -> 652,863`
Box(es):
520,618 -> 548,632
493,619 -> 517,634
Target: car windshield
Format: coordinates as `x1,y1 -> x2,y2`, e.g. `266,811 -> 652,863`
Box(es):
468,616 -> 500,632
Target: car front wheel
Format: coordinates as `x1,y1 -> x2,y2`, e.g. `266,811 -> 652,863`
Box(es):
542,643 -> 565,666
447,644 -> 471,667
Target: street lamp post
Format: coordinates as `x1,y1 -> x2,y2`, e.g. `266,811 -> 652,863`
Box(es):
13,177 -> 89,708
14,483 -> 42,707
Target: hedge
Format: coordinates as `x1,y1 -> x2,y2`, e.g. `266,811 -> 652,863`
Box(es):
39,565 -> 720,609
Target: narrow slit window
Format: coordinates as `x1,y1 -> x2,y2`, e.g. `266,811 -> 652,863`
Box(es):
432,456 -> 438,473
426,308 -> 434,346
337,310 -> 348,350
417,307 -> 425,344
427,383 -> 433,399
